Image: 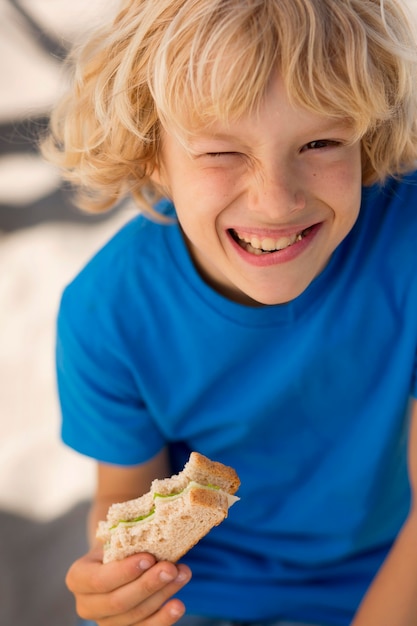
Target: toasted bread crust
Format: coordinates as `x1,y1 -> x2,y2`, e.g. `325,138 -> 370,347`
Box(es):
98,452 -> 240,562
184,452 -> 241,494
151,452 -> 240,497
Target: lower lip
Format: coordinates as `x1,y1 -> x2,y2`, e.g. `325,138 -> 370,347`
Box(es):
228,224 -> 322,266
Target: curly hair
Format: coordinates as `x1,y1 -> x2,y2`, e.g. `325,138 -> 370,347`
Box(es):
41,0 -> 417,217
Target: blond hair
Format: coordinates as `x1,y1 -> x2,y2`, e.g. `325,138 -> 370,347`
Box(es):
41,0 -> 417,217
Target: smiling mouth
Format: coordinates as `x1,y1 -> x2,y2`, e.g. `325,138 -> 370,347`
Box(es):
229,226 -> 314,255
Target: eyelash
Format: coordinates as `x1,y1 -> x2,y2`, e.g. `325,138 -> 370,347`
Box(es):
203,140 -> 342,160
302,140 -> 341,151
205,152 -> 239,158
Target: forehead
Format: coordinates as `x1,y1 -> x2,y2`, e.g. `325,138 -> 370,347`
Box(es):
163,74 -> 354,150
151,0 -> 377,146
151,3 -> 279,134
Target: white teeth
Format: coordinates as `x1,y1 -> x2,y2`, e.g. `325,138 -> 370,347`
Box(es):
251,246 -> 264,255
260,237 -> 277,251
235,230 -> 305,253
274,235 -> 297,250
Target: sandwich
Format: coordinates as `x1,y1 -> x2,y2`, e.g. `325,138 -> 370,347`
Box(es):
97,451 -> 240,563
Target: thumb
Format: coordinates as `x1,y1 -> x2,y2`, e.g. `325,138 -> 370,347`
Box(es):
66,546 -> 156,594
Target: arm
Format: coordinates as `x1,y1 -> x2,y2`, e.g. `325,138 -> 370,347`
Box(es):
351,399 -> 417,626
66,448 -> 192,626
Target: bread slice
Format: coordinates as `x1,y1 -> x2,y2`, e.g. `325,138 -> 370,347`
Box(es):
97,452 -> 240,563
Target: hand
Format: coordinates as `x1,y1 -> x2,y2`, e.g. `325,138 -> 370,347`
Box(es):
66,546 -> 192,625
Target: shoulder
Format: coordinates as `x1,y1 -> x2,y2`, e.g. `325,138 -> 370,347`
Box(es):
354,170 -> 417,296
58,207 -> 180,344
70,214 -> 159,287
362,170 -> 417,219
66,198 -> 177,294
65,209 -> 175,299
359,170 -> 417,251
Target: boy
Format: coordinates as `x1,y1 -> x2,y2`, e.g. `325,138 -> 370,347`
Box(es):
42,0 -> 417,625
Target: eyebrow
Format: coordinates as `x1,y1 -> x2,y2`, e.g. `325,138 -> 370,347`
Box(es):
191,117 -> 353,142
187,133 -> 249,152
188,133 -> 238,145
185,135 -> 243,157
188,120 -> 353,151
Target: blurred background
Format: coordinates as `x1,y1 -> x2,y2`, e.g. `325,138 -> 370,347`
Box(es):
0,1 -> 135,624
1,1 -> 417,625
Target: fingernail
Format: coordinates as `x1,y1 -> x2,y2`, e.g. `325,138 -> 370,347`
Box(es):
170,605 -> 185,618
139,559 -> 152,570
160,570 -> 175,582
176,571 -> 188,582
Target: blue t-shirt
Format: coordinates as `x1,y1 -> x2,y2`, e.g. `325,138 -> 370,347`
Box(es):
57,172 -> 417,626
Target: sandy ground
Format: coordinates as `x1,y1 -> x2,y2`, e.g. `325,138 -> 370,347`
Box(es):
1,1 -> 417,625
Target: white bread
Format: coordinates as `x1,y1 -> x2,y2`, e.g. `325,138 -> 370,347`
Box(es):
97,452 -> 240,563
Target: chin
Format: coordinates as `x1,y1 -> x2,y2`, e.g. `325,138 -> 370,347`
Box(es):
231,289 -> 301,307
241,282 -> 311,306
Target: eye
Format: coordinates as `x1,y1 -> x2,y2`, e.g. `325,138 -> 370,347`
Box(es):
301,139 -> 341,152
205,151 -> 240,158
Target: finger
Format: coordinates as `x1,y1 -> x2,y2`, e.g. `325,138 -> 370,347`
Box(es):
66,548 -> 156,595
145,597 -> 187,626
121,598 -> 187,626
108,563 -> 191,621
78,562 -> 191,623
97,598 -> 186,626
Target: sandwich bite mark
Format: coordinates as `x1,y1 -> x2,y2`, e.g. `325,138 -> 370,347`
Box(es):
96,452 -> 240,563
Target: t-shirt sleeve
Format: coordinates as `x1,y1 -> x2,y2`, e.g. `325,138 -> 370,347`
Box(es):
56,285 -> 165,466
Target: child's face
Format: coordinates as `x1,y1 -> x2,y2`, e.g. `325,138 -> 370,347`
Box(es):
154,75 -> 362,306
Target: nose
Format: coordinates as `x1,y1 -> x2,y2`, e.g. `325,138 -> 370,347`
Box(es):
247,162 -> 306,219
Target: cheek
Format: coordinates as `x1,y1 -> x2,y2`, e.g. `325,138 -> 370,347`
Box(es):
179,174 -> 237,225
325,158 -> 362,215
195,170 -> 239,205
342,166 -> 362,217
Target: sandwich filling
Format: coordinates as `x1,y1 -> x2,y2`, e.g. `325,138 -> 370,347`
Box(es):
110,481 -> 239,531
